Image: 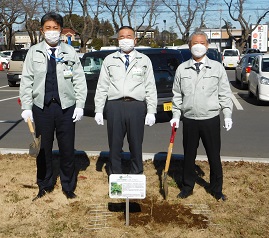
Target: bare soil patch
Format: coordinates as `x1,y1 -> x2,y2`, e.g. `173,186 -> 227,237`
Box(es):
0,153 -> 268,238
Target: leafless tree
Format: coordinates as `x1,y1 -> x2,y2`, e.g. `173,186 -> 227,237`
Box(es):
21,0 -> 43,46
63,0 -> 102,52
162,0 -> 209,43
102,0 -> 161,44
0,0 -> 25,49
224,0 -> 269,53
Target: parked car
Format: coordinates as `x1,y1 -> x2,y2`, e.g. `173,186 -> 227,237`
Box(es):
0,50 -> 13,59
6,49 -> 28,87
241,48 -> 260,57
173,44 -> 222,63
81,48 -> 185,115
0,52 -> 10,69
235,53 -> 263,89
248,54 -> 269,104
222,49 -> 240,69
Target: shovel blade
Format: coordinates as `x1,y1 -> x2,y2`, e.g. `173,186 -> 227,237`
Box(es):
29,135 -> 41,158
162,172 -> 168,200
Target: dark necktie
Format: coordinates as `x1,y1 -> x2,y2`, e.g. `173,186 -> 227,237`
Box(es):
194,62 -> 202,74
125,55 -> 129,70
49,48 -> 56,70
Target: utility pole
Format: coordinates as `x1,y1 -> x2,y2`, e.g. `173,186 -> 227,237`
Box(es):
163,20 -> 166,47
219,9 -> 222,52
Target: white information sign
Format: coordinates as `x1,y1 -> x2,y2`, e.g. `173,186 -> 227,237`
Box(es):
251,24 -> 268,52
109,174 -> 146,199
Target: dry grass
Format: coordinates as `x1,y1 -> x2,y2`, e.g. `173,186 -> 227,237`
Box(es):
0,153 -> 268,238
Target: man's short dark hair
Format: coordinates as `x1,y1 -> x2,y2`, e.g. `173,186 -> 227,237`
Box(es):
41,12 -> 63,28
118,26 -> 135,34
188,30 -> 208,45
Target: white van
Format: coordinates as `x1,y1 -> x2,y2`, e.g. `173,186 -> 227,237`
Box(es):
222,49 -> 240,69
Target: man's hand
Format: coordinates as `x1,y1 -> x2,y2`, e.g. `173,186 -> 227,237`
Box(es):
224,118 -> 233,131
21,110 -> 33,122
95,113 -> 104,125
170,118 -> 179,128
145,113 -> 156,126
72,108 -> 84,122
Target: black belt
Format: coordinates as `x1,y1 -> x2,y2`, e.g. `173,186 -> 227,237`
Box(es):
117,97 -> 137,101
45,98 -> 60,106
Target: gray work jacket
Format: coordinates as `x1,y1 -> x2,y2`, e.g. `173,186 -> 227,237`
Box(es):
19,41 -> 87,110
172,56 -> 233,120
94,50 -> 157,114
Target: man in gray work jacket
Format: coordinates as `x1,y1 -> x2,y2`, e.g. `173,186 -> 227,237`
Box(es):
94,26 -> 157,175
19,12 -> 87,201
170,30 -> 233,201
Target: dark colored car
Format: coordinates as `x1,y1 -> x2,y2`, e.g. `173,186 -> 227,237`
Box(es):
7,49 -> 28,87
235,53 -> 263,89
81,48 -> 184,115
241,48 -> 261,56
178,48 -> 222,63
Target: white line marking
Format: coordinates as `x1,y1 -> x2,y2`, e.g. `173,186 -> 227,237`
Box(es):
231,93 -> 243,110
0,85 -> 9,89
0,90 -> 19,92
0,120 -> 20,123
0,96 -> 19,102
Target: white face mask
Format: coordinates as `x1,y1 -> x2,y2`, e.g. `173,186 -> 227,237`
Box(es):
44,31 -> 61,45
119,39 -> 135,52
191,44 -> 207,58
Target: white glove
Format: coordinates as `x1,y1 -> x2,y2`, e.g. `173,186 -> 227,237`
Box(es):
21,110 -> 33,122
224,118 -> 233,131
72,108 -> 84,122
145,113 -> 156,126
95,113 -> 104,125
170,118 -> 179,128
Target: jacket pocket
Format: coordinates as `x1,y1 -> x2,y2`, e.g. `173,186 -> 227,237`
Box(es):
33,58 -> 46,73
181,76 -> 193,96
108,65 -> 122,80
202,75 -> 219,96
131,66 -> 147,82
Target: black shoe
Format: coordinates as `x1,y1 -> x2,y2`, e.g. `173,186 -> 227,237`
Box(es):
32,189 -> 46,201
211,192 -> 227,201
177,190 -> 193,199
63,191 -> 77,199
32,187 -> 54,201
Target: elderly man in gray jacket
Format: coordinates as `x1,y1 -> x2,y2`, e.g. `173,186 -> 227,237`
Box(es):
94,26 -> 157,175
170,30 -> 233,201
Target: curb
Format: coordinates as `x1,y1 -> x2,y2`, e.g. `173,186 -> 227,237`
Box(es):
1,148 -> 269,163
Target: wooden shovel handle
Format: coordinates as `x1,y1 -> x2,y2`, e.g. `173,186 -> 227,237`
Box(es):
164,124 -> 177,173
27,118 -> 35,133
164,143 -> 173,172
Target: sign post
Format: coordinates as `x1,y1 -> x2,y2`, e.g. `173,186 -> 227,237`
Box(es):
251,24 -> 268,52
109,174 -> 146,226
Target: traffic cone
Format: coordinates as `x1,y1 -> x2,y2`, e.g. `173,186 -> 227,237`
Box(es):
0,62 -> 4,71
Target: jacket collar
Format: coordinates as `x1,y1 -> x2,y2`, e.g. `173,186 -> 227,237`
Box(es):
113,49 -> 141,60
185,56 -> 212,70
35,41 -> 69,57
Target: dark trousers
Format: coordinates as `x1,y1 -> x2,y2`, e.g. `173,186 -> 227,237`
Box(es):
105,100 -> 146,174
32,103 -> 77,192
182,115 -> 223,194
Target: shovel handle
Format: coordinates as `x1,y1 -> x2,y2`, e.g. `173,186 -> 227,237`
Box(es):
170,122 -> 177,143
27,118 -> 35,133
164,124 -> 177,173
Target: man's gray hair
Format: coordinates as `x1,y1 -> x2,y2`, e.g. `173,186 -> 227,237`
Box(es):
188,31 -> 208,45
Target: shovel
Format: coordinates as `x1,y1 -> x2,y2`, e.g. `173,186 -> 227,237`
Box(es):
27,118 -> 41,158
162,122 -> 177,200
17,98 -> 41,157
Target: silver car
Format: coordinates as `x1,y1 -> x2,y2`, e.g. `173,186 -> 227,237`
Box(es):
235,53 -> 262,89
248,54 -> 269,104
